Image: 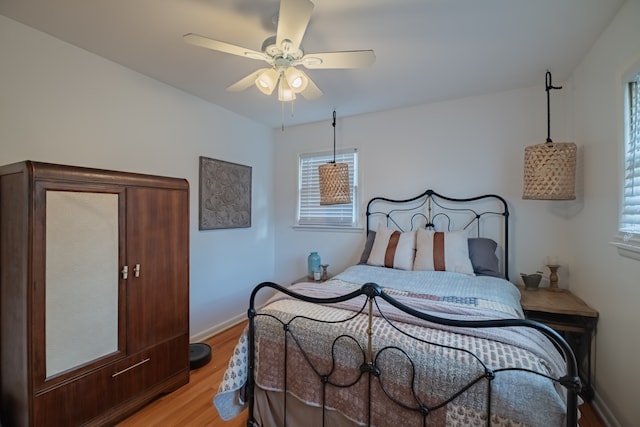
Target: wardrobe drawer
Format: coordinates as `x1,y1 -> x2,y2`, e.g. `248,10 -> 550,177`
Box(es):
33,334 -> 189,426
34,363 -> 116,426
113,334 -> 189,402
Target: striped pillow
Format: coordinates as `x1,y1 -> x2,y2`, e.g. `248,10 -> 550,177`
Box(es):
367,225 -> 416,270
413,229 -> 475,275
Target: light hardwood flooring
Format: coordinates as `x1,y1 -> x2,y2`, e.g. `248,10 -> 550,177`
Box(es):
117,322 -> 248,427
118,321 -> 605,427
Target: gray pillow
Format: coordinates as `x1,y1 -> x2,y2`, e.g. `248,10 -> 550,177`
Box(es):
358,231 -> 376,264
468,238 -> 503,278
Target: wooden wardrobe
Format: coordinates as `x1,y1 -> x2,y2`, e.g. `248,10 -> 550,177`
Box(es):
0,161 -> 190,426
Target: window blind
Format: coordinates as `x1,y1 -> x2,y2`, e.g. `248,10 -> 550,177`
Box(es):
298,149 -> 357,226
621,75 -> 640,233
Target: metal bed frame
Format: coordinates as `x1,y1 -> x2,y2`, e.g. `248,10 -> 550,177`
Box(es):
244,190 -> 580,426
365,189 -> 510,280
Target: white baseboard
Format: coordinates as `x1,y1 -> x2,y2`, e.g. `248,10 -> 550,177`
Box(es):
591,389 -> 621,427
189,312 -> 247,343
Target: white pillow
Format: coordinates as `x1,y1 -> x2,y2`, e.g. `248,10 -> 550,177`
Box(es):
413,229 -> 475,275
367,225 -> 416,270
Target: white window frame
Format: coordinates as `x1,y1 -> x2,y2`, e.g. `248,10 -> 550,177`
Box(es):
612,67 -> 640,260
295,148 -> 360,230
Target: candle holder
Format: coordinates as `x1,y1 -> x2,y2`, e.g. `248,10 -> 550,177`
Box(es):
320,264 -> 329,281
547,264 -> 563,291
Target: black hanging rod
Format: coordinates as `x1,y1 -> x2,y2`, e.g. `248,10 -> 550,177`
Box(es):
545,70 -> 562,143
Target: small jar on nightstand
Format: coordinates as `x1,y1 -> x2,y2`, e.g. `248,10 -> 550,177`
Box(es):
292,266 -> 331,286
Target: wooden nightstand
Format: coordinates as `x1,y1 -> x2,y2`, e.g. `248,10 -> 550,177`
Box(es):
291,276 -> 330,285
519,287 -> 599,401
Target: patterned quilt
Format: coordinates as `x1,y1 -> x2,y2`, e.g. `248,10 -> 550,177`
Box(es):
214,265 -> 573,426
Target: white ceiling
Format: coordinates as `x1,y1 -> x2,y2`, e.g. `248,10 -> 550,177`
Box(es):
0,0 -> 625,129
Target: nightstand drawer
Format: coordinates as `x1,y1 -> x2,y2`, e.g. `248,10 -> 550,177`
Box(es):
523,310 -> 596,333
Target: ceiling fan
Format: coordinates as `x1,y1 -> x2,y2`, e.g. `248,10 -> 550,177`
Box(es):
183,0 -> 375,102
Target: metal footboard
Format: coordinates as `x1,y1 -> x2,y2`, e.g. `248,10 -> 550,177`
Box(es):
245,281 -> 581,427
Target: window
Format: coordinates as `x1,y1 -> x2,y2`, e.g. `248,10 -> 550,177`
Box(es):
297,148 -> 358,228
622,74 -> 640,232
613,71 -> 640,259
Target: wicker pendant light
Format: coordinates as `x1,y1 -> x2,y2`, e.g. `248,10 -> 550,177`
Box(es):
319,110 -> 351,205
523,71 -> 577,200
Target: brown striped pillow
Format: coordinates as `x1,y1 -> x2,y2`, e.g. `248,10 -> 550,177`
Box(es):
413,229 -> 475,275
366,225 -> 416,270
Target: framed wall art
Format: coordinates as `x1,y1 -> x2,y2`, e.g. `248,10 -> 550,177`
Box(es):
199,156 -> 252,230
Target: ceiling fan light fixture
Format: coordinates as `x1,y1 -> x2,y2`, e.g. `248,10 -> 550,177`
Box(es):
255,68 -> 279,95
284,67 -> 308,93
278,77 -> 296,101
184,0 -> 375,105
290,76 -> 303,89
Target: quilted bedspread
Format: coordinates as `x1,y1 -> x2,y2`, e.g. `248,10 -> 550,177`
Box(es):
214,265 -> 573,426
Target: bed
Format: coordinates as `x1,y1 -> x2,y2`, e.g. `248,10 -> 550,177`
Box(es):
214,189 -> 581,426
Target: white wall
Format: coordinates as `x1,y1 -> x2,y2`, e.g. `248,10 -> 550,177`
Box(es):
0,15 -> 275,341
273,85 -> 577,286
569,1 -> 640,426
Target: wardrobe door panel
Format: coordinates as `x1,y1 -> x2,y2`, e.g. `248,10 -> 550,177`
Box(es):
32,182 -> 127,389
45,190 -> 120,377
125,186 -> 189,353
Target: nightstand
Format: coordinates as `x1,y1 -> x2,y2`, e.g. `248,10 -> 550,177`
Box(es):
518,287 -> 599,401
291,276 -> 330,285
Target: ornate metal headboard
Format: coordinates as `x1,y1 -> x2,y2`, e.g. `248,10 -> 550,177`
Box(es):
365,189 -> 510,279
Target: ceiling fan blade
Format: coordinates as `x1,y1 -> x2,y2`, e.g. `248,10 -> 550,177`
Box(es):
183,33 -> 268,61
300,72 -> 323,100
276,0 -> 314,53
300,50 -> 376,69
227,69 -> 267,92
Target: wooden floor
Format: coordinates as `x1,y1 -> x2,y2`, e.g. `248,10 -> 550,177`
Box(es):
117,322 -> 248,427
118,321 -> 606,427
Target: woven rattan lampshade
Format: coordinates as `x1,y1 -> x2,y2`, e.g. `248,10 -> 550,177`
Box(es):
319,162 -> 351,205
523,141 -> 576,200
523,71 -> 577,200
319,110 -> 351,205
